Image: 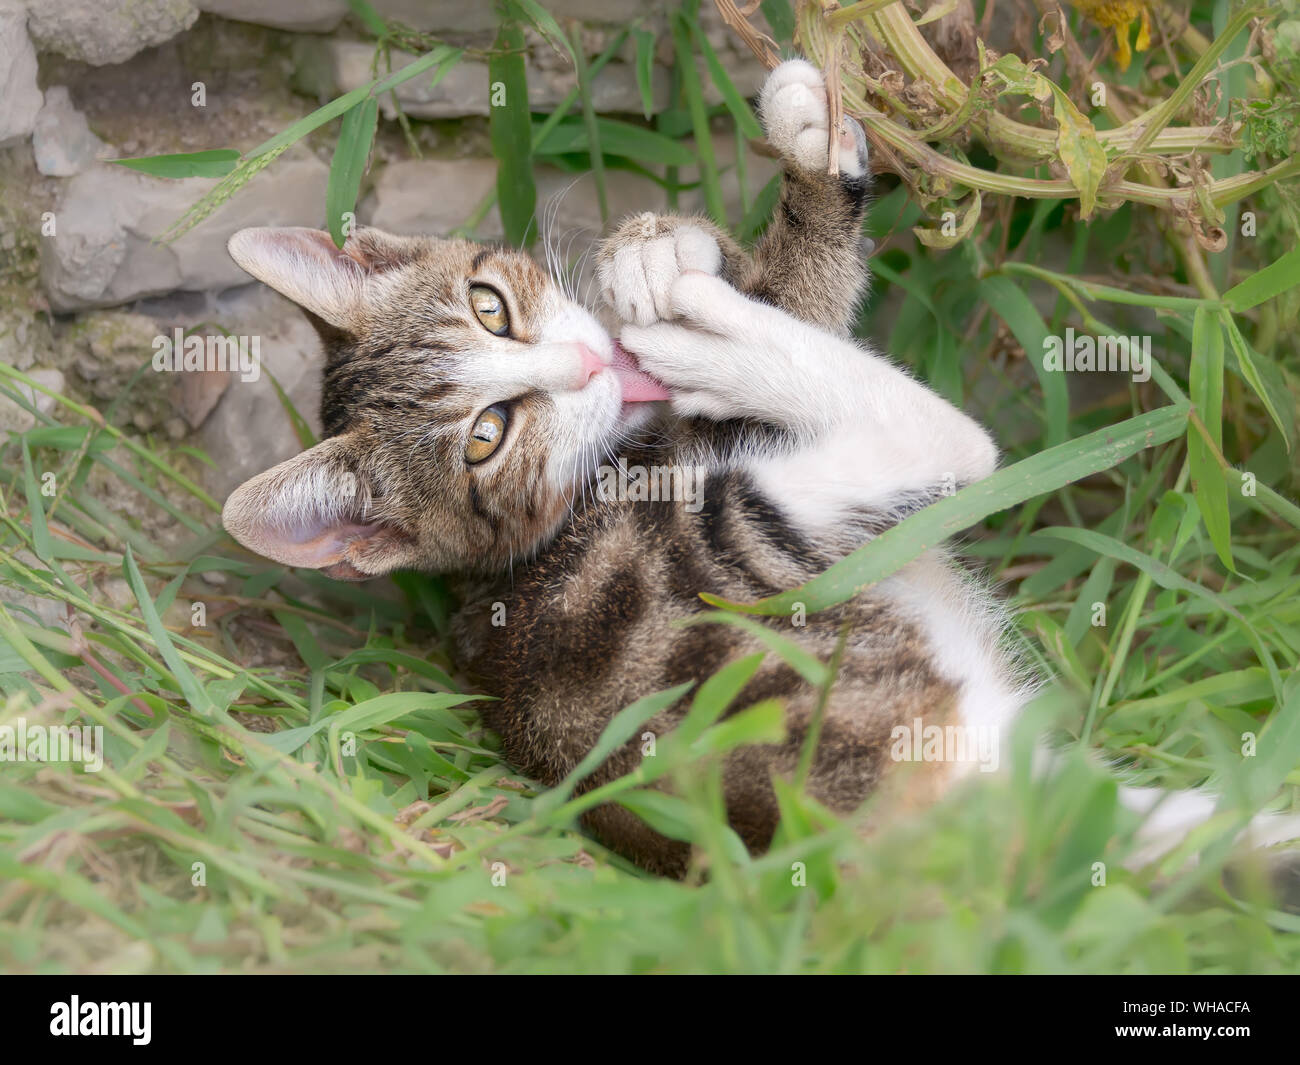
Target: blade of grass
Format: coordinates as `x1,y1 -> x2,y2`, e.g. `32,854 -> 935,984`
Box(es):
1189,305 -> 1233,571
326,97 -> 378,248
489,14 -> 538,247
633,28 -> 656,119
567,19 -> 608,224
123,545 -> 215,716
704,404 -> 1190,616
689,13 -> 762,140
1038,525 -> 1283,705
672,10 -> 725,225
18,438 -> 51,563
979,276 -> 1070,446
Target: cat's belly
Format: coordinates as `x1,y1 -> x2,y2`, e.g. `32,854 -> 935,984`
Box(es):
447,485 -> 1021,873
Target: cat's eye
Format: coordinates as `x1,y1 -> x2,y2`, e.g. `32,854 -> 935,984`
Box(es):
466,404 -> 508,464
470,285 -> 509,337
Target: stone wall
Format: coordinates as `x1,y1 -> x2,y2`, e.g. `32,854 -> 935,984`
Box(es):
0,0 -> 776,495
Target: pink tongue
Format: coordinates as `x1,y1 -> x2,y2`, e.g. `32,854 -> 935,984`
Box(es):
610,340 -> 671,402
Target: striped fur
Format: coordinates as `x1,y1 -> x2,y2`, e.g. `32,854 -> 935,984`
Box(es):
222,61 -> 1021,875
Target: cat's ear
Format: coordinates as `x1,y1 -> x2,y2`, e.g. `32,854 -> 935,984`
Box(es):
226,227 -> 419,331
222,435 -> 418,580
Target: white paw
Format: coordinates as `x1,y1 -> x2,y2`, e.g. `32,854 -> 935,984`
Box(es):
617,274 -> 748,401
599,216 -> 722,327
620,321 -> 709,394
759,59 -> 867,179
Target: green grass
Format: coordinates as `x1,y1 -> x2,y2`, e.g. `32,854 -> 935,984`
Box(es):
2,0 -> 1300,973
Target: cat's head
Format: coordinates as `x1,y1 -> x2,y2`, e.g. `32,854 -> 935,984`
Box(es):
220,226 -> 667,579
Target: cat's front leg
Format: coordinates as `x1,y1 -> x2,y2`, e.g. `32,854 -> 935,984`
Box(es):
619,271 -> 866,429
594,59 -> 869,338
742,58 -> 873,337
594,212 -> 749,328
620,272 -> 998,507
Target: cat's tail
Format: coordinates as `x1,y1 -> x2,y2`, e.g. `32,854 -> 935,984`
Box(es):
1117,784 -> 1300,869
1032,744 -> 1300,880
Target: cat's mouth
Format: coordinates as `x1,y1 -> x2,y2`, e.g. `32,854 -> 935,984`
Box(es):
609,340 -> 670,403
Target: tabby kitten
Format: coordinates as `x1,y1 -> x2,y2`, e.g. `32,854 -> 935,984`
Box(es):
220,60 -> 1027,875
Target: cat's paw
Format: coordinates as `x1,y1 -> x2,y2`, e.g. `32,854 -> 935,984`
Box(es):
759,58 -> 868,179
597,214 -> 723,327
618,273 -> 753,413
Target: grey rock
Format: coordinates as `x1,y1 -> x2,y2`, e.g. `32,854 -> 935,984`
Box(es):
361,156 -> 665,307
196,286 -> 323,497
176,363 -> 232,430
549,0 -> 660,21
361,156 -> 664,245
27,0 -> 199,67
0,368 -> 63,433
0,304 -> 43,372
368,0 -> 659,30
41,154 -> 329,311
33,87 -> 108,176
197,0 -> 346,32
533,58 -> 671,115
0,0 -> 42,147
62,310 -> 165,404
328,42 -> 489,119
327,41 -> 666,118
41,170 -> 136,307
54,308 -> 175,433
4,551 -> 68,630
368,0 -> 496,33
362,158 -> 502,239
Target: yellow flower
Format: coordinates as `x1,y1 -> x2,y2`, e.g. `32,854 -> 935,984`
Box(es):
1070,0 -> 1153,70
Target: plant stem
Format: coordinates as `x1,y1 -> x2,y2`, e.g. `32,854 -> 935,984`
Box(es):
1127,3 -> 1264,158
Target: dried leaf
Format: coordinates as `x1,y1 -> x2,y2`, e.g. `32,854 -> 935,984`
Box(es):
1039,8 -> 1067,55
1047,84 -> 1107,218
913,189 -> 982,247
446,795 -> 510,824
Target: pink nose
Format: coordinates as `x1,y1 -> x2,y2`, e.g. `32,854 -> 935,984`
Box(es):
576,343 -> 606,385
